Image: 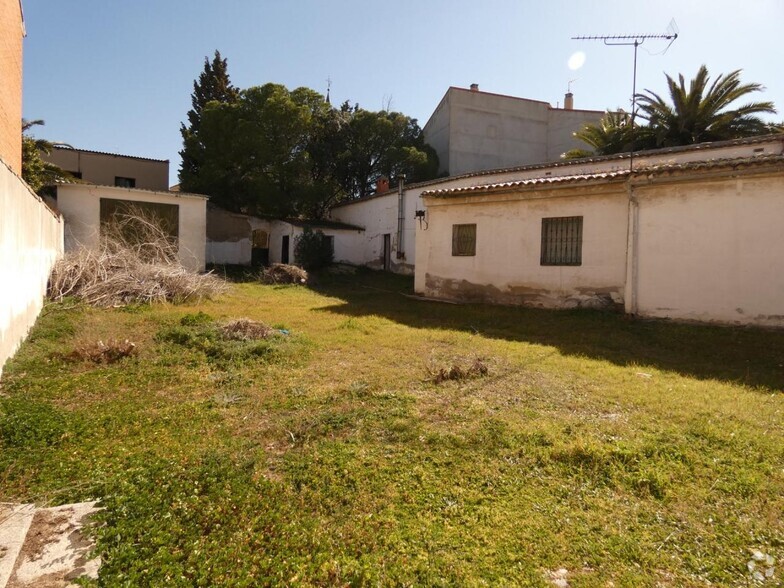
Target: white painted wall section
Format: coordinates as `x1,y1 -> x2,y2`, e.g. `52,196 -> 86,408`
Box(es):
0,161 -> 63,375
633,173 -> 784,326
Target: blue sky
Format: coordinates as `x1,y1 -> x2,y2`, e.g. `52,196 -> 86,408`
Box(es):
22,0 -> 784,186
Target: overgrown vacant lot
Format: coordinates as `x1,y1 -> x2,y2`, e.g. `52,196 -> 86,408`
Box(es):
1,271 -> 782,586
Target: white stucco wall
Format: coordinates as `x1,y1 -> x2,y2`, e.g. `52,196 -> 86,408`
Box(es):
632,172 -> 784,327
416,184 -> 629,308
0,161 -> 64,375
334,136 -> 784,279
56,184 -> 207,272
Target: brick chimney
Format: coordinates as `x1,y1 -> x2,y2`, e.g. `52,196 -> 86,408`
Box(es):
564,92 -> 574,110
470,83 -> 479,92
375,176 -> 390,194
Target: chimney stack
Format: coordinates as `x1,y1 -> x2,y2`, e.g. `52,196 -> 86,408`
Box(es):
564,92 -> 574,110
470,83 -> 479,92
375,176 -> 390,194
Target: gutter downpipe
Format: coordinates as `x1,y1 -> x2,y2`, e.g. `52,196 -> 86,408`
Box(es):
624,177 -> 639,316
396,176 -> 405,259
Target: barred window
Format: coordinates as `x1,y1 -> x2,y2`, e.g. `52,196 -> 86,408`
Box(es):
540,216 -> 582,266
452,224 -> 476,256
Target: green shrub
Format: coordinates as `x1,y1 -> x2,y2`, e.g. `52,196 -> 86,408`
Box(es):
294,227 -> 333,270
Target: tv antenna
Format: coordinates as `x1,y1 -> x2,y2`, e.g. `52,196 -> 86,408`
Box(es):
572,20 -> 678,170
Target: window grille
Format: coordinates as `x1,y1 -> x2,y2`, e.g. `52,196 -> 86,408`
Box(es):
452,224 -> 476,256
540,216 -> 582,266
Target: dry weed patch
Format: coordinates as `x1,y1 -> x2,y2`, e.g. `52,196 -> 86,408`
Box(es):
63,339 -> 137,364
219,318 -> 276,341
427,355 -> 489,384
260,263 -> 308,285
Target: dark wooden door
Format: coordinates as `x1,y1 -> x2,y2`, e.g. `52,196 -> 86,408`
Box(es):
281,235 -> 290,264
383,234 -> 391,271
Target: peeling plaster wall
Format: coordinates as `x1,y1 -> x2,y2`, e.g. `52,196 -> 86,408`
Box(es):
633,173 -> 784,327
206,208 -> 269,266
0,161 -> 63,376
56,184 -> 206,272
416,186 -> 629,308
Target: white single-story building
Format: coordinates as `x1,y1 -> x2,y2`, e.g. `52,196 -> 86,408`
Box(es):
206,205 -> 364,267
55,183 -> 207,272
413,136 -> 784,327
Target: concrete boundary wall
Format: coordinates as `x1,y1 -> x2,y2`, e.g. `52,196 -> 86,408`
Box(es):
0,160 -> 64,376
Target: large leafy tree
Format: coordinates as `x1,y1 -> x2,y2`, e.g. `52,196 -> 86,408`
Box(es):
179,51 -> 239,190
185,81 -> 439,217
335,108 -> 438,199
21,119 -> 71,193
190,84 -> 315,216
566,65 -> 778,158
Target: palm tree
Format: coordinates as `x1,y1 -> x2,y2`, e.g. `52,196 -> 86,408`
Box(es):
563,109 -> 646,159
635,65 -> 777,148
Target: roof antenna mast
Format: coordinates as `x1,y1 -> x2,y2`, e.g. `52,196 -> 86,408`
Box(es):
572,20 -> 678,170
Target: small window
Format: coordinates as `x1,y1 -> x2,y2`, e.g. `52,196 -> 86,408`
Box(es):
115,176 -> 136,188
324,235 -> 335,255
541,216 -> 582,266
452,223 -> 476,256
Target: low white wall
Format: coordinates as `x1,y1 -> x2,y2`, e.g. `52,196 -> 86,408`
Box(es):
633,172 -> 784,327
57,184 -> 207,272
207,240 -> 252,265
0,161 -> 63,375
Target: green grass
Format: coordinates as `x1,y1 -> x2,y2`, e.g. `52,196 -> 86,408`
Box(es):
1,271 -> 783,586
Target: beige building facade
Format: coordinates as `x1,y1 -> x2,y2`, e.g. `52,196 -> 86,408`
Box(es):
422,85 -> 604,176
415,136 -> 784,327
45,146 -> 170,191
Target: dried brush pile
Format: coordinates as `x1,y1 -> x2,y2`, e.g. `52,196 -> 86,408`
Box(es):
260,263 -> 308,285
49,207 -> 227,307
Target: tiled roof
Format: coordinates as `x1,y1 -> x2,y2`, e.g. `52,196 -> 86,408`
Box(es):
56,182 -> 208,199
285,218 -> 365,231
52,145 -> 168,163
332,134 -> 784,208
422,154 -> 784,198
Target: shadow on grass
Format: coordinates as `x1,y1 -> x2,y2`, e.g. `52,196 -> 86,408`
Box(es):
207,263 -> 260,284
310,270 -> 784,391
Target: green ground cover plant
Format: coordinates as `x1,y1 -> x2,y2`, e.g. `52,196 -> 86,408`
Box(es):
1,271 -> 782,586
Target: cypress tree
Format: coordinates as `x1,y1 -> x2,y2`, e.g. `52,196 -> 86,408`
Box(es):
179,51 -> 238,191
